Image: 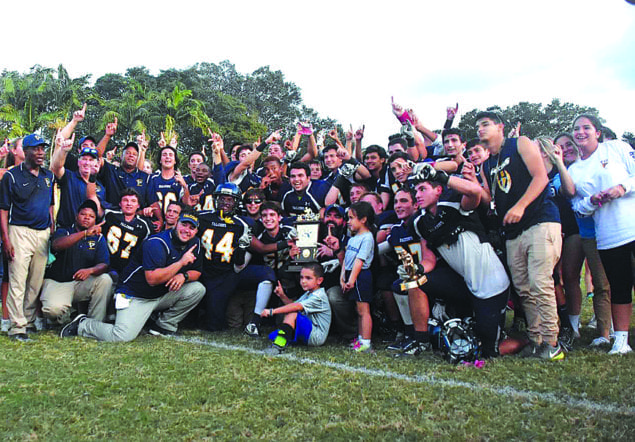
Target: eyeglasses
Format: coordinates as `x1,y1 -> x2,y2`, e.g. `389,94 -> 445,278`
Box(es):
246,199 -> 263,204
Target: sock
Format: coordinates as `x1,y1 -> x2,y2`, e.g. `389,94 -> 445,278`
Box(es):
568,315 -> 580,333
359,338 -> 371,347
253,280 -> 273,315
614,331 -> 628,346
558,306 -> 572,328
251,313 -> 262,326
414,330 -> 430,343
405,324 -> 415,339
393,292 -> 413,325
273,323 -> 294,348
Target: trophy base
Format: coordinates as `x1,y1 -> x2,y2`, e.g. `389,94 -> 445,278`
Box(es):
400,275 -> 428,291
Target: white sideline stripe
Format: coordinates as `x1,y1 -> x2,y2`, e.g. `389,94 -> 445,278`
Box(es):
172,336 -> 635,415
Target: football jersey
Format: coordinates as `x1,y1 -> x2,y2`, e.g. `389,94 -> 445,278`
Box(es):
188,178 -> 216,212
197,210 -> 251,276
281,180 -> 329,216
386,219 -> 424,267
252,224 -> 295,270
103,210 -> 152,273
145,173 -> 184,215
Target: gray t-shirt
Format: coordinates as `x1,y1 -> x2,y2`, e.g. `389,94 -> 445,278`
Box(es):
297,287 -> 332,346
344,231 -> 374,270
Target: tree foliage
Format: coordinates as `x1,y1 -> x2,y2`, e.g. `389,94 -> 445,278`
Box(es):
0,61 -> 336,159
457,99 -> 603,140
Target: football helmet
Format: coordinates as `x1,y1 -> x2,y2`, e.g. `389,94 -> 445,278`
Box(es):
214,183 -> 241,216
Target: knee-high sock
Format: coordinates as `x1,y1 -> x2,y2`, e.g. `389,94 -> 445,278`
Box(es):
254,280 -> 273,315
393,292 -> 413,326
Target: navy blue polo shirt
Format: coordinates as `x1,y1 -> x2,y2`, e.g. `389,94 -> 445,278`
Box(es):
45,226 -> 110,282
98,161 -> 149,207
0,164 -> 55,230
281,180 -> 329,216
117,229 -> 202,299
56,170 -> 108,229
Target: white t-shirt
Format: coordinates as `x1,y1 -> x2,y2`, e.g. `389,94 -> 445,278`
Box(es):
568,140 -> 635,250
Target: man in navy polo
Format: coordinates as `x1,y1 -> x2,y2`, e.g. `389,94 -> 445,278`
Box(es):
98,141 -> 149,208
60,212 -> 205,342
40,199 -> 112,324
0,133 -> 55,341
51,134 -> 108,229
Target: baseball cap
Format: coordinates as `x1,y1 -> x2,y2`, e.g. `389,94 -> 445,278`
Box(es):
22,134 -> 49,148
79,136 -> 97,147
79,146 -> 99,159
325,204 -> 345,217
179,212 -> 199,228
78,199 -> 99,217
124,141 -> 139,152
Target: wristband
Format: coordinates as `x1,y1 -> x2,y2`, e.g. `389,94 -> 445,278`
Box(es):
346,158 -> 359,166
181,271 -> 189,282
276,240 -> 290,251
436,171 -> 450,185
269,308 -> 274,316
256,142 -> 268,152
88,174 -> 97,183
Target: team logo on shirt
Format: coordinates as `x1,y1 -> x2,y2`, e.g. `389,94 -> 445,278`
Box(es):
496,170 -> 512,194
44,178 -> 51,187
137,179 -> 144,187
87,240 -> 96,249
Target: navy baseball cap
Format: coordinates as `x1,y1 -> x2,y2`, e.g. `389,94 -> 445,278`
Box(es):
179,213 -> 199,228
79,147 -> 99,159
22,134 -> 49,148
124,141 -> 139,152
325,204 -> 345,217
78,199 -> 99,217
79,136 -> 97,147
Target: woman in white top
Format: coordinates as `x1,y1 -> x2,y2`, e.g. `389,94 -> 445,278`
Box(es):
567,114 -> 635,355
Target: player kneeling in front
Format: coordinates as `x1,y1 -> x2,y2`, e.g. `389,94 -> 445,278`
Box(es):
60,213 -> 205,341
261,262 -> 332,354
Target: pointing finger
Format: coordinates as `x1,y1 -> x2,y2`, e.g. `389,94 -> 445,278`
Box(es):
82,102 -> 87,113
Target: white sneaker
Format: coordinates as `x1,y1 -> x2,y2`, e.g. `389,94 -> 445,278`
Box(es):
1,318 -> 10,333
608,339 -> 633,355
589,336 -> 610,347
587,315 -> 597,329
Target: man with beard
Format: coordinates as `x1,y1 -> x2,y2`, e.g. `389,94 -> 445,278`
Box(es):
60,213 -> 205,341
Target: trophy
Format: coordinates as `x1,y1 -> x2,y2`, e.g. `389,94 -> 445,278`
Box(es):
397,248 -> 428,291
293,208 -> 321,263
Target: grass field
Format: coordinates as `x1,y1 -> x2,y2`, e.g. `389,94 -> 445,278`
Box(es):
1,308 -> 634,441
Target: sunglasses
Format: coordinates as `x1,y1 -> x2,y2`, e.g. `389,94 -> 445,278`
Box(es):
246,198 -> 263,204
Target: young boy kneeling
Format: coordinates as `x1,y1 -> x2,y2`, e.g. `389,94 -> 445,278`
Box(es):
261,262 -> 332,354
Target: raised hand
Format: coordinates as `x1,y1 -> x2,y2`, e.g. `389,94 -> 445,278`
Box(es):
169,132 -> 178,148
73,103 -> 87,123
0,138 -> 9,159
86,220 -> 106,237
345,124 -> 354,141
56,130 -> 75,152
159,132 -> 167,148
136,129 -> 149,151
354,125 -> 365,141
265,129 -> 283,144
327,128 -> 339,141
508,122 -> 521,138
105,117 -> 118,136
446,103 -> 459,120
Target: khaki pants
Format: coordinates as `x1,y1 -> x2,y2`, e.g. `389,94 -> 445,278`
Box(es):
6,225 -> 49,336
506,222 -> 562,344
40,274 -> 113,323
79,282 -> 205,342
580,237 -> 612,335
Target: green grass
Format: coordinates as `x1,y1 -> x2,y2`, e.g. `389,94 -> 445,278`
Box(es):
1,311 -> 634,441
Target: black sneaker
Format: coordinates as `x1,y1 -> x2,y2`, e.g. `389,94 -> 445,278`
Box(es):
60,314 -> 87,338
387,335 -> 413,352
11,333 -> 32,342
148,321 -> 176,337
519,340 -> 540,358
263,343 -> 285,356
558,326 -> 575,352
394,340 -> 431,358
536,342 -> 566,361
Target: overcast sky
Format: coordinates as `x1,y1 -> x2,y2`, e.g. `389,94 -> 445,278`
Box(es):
3,0 -> 634,146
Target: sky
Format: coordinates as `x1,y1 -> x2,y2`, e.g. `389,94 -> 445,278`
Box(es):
3,0 -> 634,146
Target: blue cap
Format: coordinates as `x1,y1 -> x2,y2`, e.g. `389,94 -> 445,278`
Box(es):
325,204 -> 345,217
179,213 -> 199,228
22,134 -> 49,149
79,136 -> 97,147
80,147 -> 99,159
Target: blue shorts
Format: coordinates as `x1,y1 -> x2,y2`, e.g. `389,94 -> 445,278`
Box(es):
294,313 -> 313,345
346,268 -> 373,303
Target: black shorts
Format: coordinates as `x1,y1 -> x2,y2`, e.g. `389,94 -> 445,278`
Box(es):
346,268 -> 374,303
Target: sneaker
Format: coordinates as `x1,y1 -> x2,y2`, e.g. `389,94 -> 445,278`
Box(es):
148,321 -> 176,337
519,340 -> 540,358
1,318 -> 10,333
60,314 -> 87,338
263,343 -> 286,356
536,342 -> 566,361
353,342 -> 373,353
586,291 -> 594,299
558,326 -> 576,352
589,336 -> 611,347
244,322 -> 260,338
349,337 -> 360,348
394,340 -> 431,358
10,333 -> 32,342
387,335 -> 413,352
587,314 -> 597,329
608,339 -> 633,355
